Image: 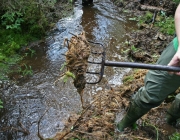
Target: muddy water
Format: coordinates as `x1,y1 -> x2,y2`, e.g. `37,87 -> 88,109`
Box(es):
0,0 -> 137,139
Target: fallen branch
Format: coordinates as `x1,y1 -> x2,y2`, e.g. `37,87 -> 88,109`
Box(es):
140,5 -> 167,12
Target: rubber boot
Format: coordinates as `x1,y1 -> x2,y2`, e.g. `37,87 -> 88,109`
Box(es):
166,96 -> 180,125
117,101 -> 149,132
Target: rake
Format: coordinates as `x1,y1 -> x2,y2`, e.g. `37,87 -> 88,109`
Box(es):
85,41 -> 180,84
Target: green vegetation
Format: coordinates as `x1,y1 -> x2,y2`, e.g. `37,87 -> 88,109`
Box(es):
155,11 -> 175,35
0,0 -> 73,80
141,120 -> 160,140
137,10 -> 175,35
18,64 -> 33,77
169,132 -> 180,140
0,0 -> 73,106
122,75 -> 134,83
137,11 -> 153,25
61,71 -> 76,83
0,99 -> 3,108
173,0 -> 180,4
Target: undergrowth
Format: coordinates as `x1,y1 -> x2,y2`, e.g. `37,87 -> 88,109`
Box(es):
169,132 -> 180,140
0,0 -> 73,80
0,27 -> 38,80
137,10 -> 175,35
0,0 -> 73,106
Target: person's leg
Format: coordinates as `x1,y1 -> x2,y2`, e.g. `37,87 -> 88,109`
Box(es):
135,41 -> 180,108
166,94 -> 180,125
117,41 -> 180,131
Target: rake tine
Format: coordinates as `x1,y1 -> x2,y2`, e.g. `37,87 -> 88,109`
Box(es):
87,61 -> 102,64
86,71 -> 100,74
85,41 -> 105,84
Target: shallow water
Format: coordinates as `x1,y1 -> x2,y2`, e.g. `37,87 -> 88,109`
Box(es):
0,0 -> 137,139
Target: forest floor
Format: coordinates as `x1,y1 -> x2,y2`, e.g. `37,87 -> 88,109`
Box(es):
48,0 -> 180,140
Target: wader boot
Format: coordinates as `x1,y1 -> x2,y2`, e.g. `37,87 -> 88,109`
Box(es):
117,101 -> 149,132
166,96 -> 180,125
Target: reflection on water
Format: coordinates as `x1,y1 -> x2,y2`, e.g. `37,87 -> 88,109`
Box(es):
0,0 -> 137,139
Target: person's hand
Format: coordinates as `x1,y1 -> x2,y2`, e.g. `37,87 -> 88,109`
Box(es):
168,46 -> 180,75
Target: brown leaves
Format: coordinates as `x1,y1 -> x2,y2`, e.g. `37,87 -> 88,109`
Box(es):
64,31 -> 91,94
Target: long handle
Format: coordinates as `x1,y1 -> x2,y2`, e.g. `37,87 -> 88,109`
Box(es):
104,61 -> 180,72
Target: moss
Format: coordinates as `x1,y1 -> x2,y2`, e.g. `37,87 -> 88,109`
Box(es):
122,75 -> 134,84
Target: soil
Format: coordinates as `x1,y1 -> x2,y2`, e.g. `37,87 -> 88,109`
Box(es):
45,0 -> 180,140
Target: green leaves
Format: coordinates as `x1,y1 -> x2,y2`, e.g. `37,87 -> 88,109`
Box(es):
1,11 -> 24,30
155,13 -> 175,35
173,0 -> 180,4
18,64 -> 33,77
65,71 -> 75,79
60,62 -> 67,71
169,132 -> 180,140
61,71 -> 76,83
0,99 -> 3,108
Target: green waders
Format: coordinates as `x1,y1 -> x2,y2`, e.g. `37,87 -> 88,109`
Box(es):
166,94 -> 180,125
117,40 -> 180,131
117,101 -> 149,131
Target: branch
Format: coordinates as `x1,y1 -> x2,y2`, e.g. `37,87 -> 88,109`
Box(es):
140,5 -> 167,12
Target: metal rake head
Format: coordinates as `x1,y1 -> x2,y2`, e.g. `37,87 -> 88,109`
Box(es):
85,41 -> 105,84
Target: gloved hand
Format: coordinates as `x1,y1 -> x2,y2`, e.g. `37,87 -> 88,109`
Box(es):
168,46 -> 180,75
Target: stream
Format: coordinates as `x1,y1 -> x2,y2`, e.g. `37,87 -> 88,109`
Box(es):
0,0 -> 137,139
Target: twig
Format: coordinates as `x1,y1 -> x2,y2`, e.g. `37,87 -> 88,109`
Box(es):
114,97 -> 121,108
53,73 -> 65,85
144,122 -> 159,140
68,32 -> 78,37
56,94 -> 108,139
118,134 -> 152,140
72,94 -> 108,129
18,121 -> 30,135
0,126 -> 29,134
37,109 -> 49,140
118,1 -> 137,13
75,130 -> 92,135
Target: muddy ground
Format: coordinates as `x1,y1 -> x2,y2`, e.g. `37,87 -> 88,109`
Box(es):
46,0 -> 180,140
